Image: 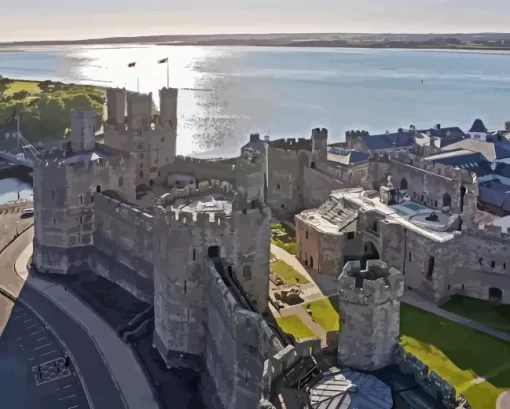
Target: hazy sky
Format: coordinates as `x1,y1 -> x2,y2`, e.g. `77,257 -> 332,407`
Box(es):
2,0 -> 510,42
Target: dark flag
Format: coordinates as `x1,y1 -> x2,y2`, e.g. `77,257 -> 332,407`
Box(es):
157,58 -> 168,64
128,62 -> 136,68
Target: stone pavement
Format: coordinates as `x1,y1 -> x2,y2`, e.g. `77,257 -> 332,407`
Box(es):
15,240 -> 159,409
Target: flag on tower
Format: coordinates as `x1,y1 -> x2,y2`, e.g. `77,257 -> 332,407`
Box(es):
157,58 -> 168,64
128,62 -> 136,68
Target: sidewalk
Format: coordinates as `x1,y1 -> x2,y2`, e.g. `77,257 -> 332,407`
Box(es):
403,291 -> 510,343
16,243 -> 159,409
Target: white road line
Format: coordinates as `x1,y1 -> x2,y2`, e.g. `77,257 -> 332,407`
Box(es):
23,318 -> 32,323
40,350 -> 57,358
12,315 -> 22,320
36,337 -> 47,342
30,331 -> 41,336
63,385 -> 72,389
35,343 -> 52,350
26,324 -> 37,330
60,394 -> 76,400
16,337 -> 22,341
67,405 -> 80,409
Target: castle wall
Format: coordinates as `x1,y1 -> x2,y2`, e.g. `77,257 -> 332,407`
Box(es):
265,145 -> 311,219
201,261 -> 267,409
90,192 -> 154,302
316,161 -> 369,188
33,151 -> 136,274
302,167 -> 346,209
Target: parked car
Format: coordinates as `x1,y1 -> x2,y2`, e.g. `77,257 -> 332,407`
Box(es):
20,208 -> 34,218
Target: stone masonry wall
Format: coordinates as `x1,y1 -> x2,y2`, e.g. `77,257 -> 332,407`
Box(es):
202,261 -> 268,409
302,166 -> 346,209
90,192 -> 154,302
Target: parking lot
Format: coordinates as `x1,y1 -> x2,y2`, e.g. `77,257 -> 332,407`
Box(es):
0,203 -> 34,252
0,293 -> 89,409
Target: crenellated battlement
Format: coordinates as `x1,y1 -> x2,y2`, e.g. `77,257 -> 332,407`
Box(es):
369,151 -> 477,185
267,137 -> 313,153
94,191 -> 153,227
174,155 -> 260,172
338,260 -> 404,305
474,222 -> 510,240
156,180 -> 235,208
311,127 -> 328,140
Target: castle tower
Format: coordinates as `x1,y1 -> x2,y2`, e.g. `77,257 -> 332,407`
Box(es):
106,88 -> 126,127
70,109 -> 97,152
311,127 -> 328,165
337,260 -> 404,371
157,87 -> 178,166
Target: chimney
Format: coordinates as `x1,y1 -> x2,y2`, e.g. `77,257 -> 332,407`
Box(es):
250,133 -> 260,143
436,124 -> 441,130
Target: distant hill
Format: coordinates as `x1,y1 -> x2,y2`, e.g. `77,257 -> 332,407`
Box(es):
3,32 -> 510,48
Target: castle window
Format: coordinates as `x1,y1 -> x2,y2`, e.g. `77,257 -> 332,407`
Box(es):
192,249 -> 196,261
161,137 -> 164,142
243,265 -> 252,281
80,216 -> 83,225
479,258 -> 483,265
80,194 -> 83,205
371,221 -> 378,233
306,231 -> 309,239
158,171 -> 161,177
408,253 -> 412,262
251,200 -> 257,209
118,177 -> 124,187
91,195 -> 94,203
139,170 -> 143,178
311,162 -> 316,169
504,263 -> 507,269
53,217 -> 56,225
184,280 -> 187,294
448,284 -> 451,290
81,127 -> 84,136
96,185 -> 101,193
347,232 -> 355,240
281,204 -> 285,209
242,209 -> 247,214
491,261 -> 496,268
297,185 -> 300,190
427,256 -> 435,279
149,179 -> 154,187
276,184 -> 281,190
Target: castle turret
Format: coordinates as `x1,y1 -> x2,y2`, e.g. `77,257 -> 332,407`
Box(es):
337,260 -> 404,371
70,109 -> 97,152
106,88 -> 126,128
311,127 -> 328,165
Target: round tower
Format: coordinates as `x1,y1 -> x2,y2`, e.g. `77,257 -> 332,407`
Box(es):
337,259 -> 404,371
152,180 -> 271,369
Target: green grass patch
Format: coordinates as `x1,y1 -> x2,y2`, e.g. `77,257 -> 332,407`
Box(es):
0,78 -> 105,142
441,295 -> 510,333
400,304 -> 510,409
270,260 -> 309,285
271,222 -> 297,254
276,315 -> 315,341
304,296 -> 339,332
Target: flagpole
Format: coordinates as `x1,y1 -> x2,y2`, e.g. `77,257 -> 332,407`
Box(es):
137,76 -> 140,93
166,60 -> 169,88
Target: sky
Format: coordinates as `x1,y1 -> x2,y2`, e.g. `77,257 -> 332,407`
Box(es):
2,0 -> 510,42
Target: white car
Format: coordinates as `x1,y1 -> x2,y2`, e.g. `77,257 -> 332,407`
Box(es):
21,208 -> 34,218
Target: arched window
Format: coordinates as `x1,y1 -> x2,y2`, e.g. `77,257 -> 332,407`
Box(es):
442,193 -> 452,208
400,178 -> 408,191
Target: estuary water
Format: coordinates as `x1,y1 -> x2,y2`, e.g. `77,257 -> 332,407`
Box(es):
2,45 -> 510,156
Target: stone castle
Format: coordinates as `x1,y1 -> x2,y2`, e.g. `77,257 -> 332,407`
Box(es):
32,85 -> 507,408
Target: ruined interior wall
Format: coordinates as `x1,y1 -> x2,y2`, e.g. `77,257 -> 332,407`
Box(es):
303,166 -> 346,209
91,192 -> 154,301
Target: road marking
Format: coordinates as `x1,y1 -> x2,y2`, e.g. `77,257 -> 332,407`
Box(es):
23,318 -> 32,323
40,350 -> 57,358
16,337 -> 22,341
26,324 -> 37,330
35,343 -> 52,350
60,395 -> 76,400
12,315 -> 22,320
68,406 -> 80,409
63,384 -> 72,389
30,331 -> 41,336
36,336 -> 47,342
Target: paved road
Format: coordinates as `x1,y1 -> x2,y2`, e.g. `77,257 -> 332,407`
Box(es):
0,228 -> 126,409
0,293 -> 89,409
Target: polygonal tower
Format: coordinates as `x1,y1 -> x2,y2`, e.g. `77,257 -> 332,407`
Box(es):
311,127 -> 328,165
337,260 -> 404,371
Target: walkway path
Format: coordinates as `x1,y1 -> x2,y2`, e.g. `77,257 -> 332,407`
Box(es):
12,235 -> 158,409
403,291 -> 510,343
278,303 -> 327,346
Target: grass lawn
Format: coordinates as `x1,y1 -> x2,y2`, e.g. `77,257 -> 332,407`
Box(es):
4,80 -> 41,96
400,304 -> 510,409
303,296 -> 339,332
276,315 -> 315,341
270,260 -> 309,285
271,223 -> 297,255
441,295 -> 510,333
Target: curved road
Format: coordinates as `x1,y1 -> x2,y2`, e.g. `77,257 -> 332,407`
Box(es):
0,227 -> 126,409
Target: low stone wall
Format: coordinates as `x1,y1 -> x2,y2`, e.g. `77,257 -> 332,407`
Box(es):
394,345 -> 471,409
263,338 -> 322,386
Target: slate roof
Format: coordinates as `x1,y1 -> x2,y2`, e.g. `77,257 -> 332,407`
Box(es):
425,149 -> 486,167
417,126 -> 465,140
440,139 -> 510,162
493,163 -> 510,179
478,185 -> 510,212
360,131 -> 416,150
469,119 -> 488,133
327,147 -> 370,165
